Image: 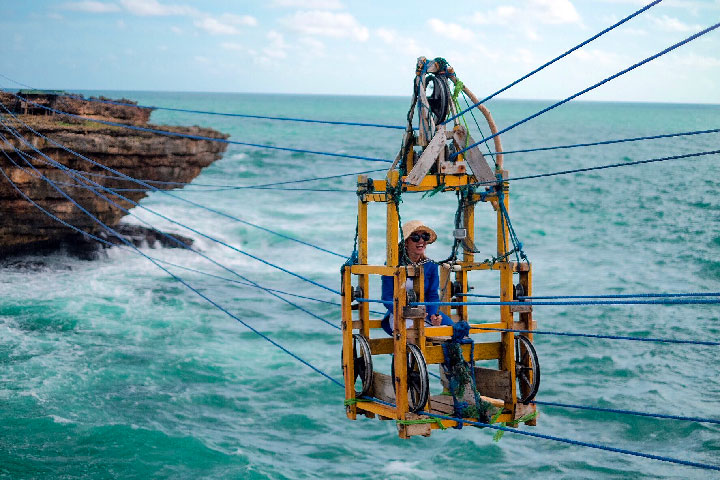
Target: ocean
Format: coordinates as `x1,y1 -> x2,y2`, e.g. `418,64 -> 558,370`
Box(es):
1,92 -> 718,479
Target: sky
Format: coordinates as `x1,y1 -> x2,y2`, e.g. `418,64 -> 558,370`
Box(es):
1,0 -> 719,103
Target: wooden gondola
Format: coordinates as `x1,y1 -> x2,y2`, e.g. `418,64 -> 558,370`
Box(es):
341,57 -> 540,438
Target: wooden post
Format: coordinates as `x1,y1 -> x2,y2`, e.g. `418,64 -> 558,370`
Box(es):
386,170 -> 400,267
358,189 -> 370,338
393,268 -> 409,426
518,266 -> 537,425
461,195 -> 475,322
497,179 -> 516,412
439,265 -> 451,318
341,266 -> 356,420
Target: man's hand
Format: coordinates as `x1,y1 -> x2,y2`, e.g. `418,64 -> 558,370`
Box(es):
430,314 -> 442,326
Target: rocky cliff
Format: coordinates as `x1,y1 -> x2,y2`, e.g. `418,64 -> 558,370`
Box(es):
0,91 -> 228,257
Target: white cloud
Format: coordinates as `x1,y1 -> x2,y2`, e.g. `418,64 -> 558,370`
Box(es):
472,6 -> 517,25
170,26 -> 182,34
525,28 -> 540,42
272,0 -> 343,8
221,42 -> 245,51
648,14 -> 701,32
529,0 -> 580,24
673,53 -> 720,68
119,0 -> 196,16
195,17 -> 238,35
569,48 -> 622,67
427,19 -> 475,42
194,14 -> 257,35
471,0 -> 580,26
281,11 -> 368,41
374,28 -> 425,57
221,13 -> 258,27
264,31 -> 289,59
298,37 -> 326,53
61,1 -> 121,13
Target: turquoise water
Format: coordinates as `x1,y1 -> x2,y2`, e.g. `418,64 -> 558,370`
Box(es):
1,92 -> 719,479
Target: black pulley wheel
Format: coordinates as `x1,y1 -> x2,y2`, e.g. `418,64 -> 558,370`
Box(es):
342,333 -> 373,397
424,74 -> 450,124
515,335 -> 540,404
391,343 -> 429,413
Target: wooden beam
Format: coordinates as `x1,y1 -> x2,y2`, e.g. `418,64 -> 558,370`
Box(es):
474,367 -> 512,403
424,342 -> 501,364
341,266 -> 356,420
406,124 -> 447,185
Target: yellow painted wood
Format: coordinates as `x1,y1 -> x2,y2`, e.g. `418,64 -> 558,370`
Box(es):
519,266 -> 537,425
349,265 -> 396,276
368,337 -> 394,355
416,265 -> 426,359
353,319 -> 383,330
500,264 -> 517,413
356,401 -> 400,420
358,194 -> 370,338
363,193 -> 387,203
438,264 -> 451,317
393,268 -> 408,419
341,267 -> 356,420
386,170 -> 399,268
424,342 -> 501,364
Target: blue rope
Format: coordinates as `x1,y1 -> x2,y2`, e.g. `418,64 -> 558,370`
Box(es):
523,292 -> 720,300
59,94 -> 410,130
361,393 -> 720,472
5,91 -> 394,164
0,108 -> 344,293
0,101 -> 348,259
0,158 -> 344,387
481,149 -> 720,185
411,298 -> 720,306
350,299 -> 718,345
9,153 -> 716,471
491,127 -> 720,156
420,412 -> 720,472
111,186 -> 354,193
65,167 -> 386,191
0,127 -> 340,310
452,21 -> 720,159
0,129 -> 341,330
463,292 -> 720,300
475,327 -> 720,347
444,0 -> 663,124
532,400 -> 720,426
0,73 -> 403,131
153,257 -> 385,315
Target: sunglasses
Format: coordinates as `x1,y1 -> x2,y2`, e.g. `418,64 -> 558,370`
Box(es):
408,232 -> 431,242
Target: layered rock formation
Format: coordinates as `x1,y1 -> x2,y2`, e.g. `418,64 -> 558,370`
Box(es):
0,91 -> 228,257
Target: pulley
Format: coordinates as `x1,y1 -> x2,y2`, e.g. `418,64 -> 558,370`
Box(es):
423,73 -> 450,125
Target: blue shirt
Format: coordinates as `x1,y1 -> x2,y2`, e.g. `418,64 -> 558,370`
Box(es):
381,261 -> 441,318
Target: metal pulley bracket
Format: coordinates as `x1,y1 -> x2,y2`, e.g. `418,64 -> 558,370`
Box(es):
351,285 -> 364,302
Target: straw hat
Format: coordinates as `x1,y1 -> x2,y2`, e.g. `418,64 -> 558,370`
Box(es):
402,220 -> 437,244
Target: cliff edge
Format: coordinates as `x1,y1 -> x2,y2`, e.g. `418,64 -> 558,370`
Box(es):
0,91 -> 229,257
